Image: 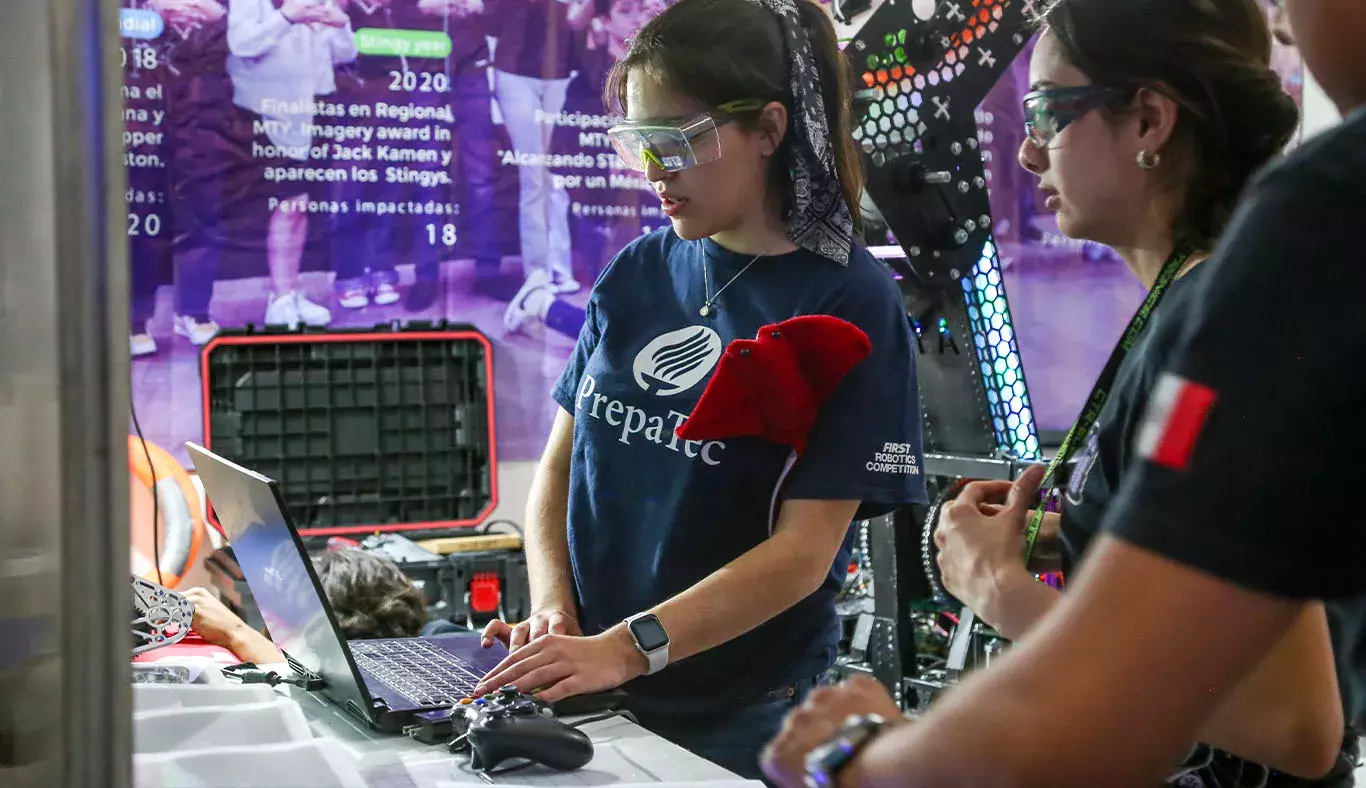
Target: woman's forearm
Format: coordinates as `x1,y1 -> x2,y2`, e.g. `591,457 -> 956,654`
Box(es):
227,626 -> 286,664
1195,602 -> 1343,777
979,568 -> 1062,642
647,499 -> 857,664
524,458 -> 577,612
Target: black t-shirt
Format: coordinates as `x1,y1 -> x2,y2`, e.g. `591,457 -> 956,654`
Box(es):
1101,108 -> 1366,725
1058,264 -> 1357,787
1059,263 -> 1212,573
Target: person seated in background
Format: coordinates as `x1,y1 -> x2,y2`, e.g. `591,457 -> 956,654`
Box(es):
313,547 -> 463,638
182,548 -> 459,664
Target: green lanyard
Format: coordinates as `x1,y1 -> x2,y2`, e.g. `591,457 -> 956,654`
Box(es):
1021,245 -> 1196,566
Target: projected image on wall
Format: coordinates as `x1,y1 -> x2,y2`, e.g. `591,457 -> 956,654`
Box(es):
123,0 -> 677,463
121,0 -> 1303,461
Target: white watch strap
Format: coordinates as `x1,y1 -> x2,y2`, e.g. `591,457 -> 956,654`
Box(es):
643,643 -> 668,675
624,613 -> 669,676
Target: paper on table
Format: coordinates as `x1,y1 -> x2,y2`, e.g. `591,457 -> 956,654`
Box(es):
134,739 -> 368,788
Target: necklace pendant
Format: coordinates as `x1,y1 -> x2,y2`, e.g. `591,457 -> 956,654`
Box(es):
699,304 -> 712,317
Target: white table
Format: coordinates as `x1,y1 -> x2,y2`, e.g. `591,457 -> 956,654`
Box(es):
133,662 -> 753,788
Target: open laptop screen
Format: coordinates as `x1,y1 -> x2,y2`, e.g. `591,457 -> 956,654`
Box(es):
186,442 -> 374,722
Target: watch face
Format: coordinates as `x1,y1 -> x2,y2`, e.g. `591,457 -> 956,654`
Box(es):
630,615 -> 669,652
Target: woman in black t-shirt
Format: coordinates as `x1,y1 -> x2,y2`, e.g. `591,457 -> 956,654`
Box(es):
933,0 -> 1355,784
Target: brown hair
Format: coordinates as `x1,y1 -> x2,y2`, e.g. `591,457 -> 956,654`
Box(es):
315,549 -> 427,640
1035,0 -> 1299,249
605,0 -> 864,224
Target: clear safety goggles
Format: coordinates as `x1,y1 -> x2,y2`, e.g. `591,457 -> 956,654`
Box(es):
607,100 -> 767,173
1023,85 -> 1133,147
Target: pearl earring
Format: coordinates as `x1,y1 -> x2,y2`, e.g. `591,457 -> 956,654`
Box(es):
1137,150 -> 1161,170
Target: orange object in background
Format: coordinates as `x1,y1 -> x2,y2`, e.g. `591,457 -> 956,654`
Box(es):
129,436 -> 206,589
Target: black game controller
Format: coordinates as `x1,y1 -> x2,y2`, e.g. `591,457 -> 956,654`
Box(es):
451,686 -> 594,773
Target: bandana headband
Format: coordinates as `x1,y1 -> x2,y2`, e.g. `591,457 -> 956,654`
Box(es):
758,0 -> 854,265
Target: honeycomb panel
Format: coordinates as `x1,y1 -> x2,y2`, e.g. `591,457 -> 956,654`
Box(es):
855,0 -> 1041,460
960,240 -> 1040,457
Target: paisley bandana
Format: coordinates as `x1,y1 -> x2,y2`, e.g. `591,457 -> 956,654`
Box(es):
758,0 -> 854,265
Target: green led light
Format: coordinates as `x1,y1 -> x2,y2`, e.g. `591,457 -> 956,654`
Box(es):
957,238 -> 1041,460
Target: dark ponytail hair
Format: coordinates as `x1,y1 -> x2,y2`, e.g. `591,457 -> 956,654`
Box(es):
1036,0 -> 1299,249
604,0 -> 863,223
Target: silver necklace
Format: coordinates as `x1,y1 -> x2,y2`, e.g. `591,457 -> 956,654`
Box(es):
700,247 -> 767,317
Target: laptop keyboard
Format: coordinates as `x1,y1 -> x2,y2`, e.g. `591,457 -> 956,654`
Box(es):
348,639 -> 484,708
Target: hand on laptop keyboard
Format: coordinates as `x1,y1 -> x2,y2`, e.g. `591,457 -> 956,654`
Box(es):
473,624 -> 646,703
480,608 -> 581,651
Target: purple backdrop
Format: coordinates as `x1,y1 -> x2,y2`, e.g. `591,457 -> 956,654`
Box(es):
123,0 -> 1302,464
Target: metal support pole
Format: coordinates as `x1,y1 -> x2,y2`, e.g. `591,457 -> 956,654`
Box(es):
0,0 -> 131,784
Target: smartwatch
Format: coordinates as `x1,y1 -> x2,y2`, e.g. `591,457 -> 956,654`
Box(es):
803,714 -> 887,788
622,612 -> 670,675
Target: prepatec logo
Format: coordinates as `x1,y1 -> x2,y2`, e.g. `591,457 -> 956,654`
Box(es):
631,326 -> 723,396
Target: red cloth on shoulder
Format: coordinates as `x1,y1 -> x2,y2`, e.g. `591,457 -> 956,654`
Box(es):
675,315 -> 871,454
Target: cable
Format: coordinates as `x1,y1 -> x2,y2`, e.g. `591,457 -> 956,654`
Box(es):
570,709 -> 637,728
478,519 -> 524,537
130,396 -> 162,586
220,662 -> 325,692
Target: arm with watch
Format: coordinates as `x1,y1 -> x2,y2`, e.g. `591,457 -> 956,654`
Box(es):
474,415 -> 860,701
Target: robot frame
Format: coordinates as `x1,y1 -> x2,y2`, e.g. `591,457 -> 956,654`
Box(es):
834,0 -> 1048,711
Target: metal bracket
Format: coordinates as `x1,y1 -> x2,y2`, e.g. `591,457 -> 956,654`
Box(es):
130,576 -> 193,656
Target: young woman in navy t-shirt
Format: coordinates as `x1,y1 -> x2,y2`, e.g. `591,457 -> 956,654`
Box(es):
471,0 -> 927,776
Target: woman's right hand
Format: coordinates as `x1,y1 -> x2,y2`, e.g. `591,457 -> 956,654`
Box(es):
481,608 -> 582,651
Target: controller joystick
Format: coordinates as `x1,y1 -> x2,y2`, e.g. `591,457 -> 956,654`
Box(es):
462,686 -> 594,773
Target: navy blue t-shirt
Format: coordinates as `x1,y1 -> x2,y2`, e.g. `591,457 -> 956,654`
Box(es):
551,229 -> 926,712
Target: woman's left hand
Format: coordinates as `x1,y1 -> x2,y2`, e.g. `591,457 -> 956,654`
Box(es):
933,465 -> 1045,616
472,625 -> 647,702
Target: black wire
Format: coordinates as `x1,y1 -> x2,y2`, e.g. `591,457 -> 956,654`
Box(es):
570,709 -> 637,728
130,397 -> 162,586
478,519 -> 523,537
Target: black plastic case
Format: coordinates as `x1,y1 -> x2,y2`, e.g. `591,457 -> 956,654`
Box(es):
200,323 -> 498,539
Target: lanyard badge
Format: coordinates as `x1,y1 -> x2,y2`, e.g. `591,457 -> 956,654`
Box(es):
1021,246 -> 1195,566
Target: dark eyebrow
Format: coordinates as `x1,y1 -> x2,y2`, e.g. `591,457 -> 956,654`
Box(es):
1029,80 -> 1058,91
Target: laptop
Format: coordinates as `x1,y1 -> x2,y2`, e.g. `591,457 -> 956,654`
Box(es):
185,442 -> 509,732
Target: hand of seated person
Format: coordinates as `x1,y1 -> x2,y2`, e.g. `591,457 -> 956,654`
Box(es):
480,607 -> 582,651
933,466 -> 1046,616
181,587 -> 286,665
472,619 -> 644,702
760,675 -> 908,788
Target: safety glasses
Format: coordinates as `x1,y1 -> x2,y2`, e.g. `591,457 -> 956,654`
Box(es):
1023,85 -> 1133,147
607,100 -> 767,173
